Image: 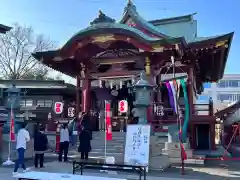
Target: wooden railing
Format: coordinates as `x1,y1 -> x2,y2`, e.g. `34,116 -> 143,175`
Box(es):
153,102 -> 214,120
151,102 -> 214,132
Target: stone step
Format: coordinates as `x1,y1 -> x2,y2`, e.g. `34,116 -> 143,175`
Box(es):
91,146 -> 124,150
92,136 -> 125,140
92,143 -> 125,146
91,141 -> 125,144
169,157 -> 205,165
93,132 -> 126,135
92,138 -> 125,141
91,148 -> 124,153
89,152 -> 124,157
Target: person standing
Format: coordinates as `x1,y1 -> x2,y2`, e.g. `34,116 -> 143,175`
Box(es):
13,123 -> 30,174
34,125 -> 48,168
58,123 -> 70,162
78,128 -> 92,160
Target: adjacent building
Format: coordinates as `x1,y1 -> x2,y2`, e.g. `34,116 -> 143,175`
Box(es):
198,74 -> 240,112
0,80 -> 76,134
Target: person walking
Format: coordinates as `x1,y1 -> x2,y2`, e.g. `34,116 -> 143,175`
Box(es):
13,123 -> 30,174
34,125 -> 48,168
58,123 -> 70,162
78,128 -> 92,160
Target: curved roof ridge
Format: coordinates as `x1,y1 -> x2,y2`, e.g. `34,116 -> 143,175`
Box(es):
119,1 -> 171,38
62,22 -> 160,49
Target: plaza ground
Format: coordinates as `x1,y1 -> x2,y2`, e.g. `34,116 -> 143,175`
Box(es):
1,155 -> 240,180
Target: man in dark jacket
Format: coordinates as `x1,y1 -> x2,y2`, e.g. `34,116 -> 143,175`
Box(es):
34,125 -> 48,168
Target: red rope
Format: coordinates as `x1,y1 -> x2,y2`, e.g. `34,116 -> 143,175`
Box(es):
222,124 -> 239,158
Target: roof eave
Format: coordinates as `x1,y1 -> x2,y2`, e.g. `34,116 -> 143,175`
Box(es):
187,32 -> 234,49
218,32 -> 234,80
149,13 -> 196,26
215,100 -> 240,117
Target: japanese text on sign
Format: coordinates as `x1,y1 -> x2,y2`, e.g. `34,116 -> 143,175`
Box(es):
118,100 -> 128,113
124,125 -> 151,169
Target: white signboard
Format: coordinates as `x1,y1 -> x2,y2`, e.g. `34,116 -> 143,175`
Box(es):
124,124 -> 150,171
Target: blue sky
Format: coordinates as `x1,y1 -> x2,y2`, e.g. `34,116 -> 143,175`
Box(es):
0,0 -> 239,75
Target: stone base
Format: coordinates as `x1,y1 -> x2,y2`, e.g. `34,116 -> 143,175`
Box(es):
169,157 -> 205,165
1,139 -> 34,162
164,142 -> 190,150
149,155 -> 170,170
162,141 -> 205,165
149,136 -> 170,171
162,149 -> 193,158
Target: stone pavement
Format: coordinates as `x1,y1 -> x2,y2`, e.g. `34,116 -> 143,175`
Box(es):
1,160 -> 240,180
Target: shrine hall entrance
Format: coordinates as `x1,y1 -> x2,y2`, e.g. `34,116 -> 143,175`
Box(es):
91,84 -> 135,132
196,124 -> 210,150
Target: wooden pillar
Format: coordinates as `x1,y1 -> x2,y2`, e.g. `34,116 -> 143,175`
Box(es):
190,123 -> 196,149
145,57 -> 154,124
187,67 -> 194,116
155,74 -> 162,102
210,123 -> 216,150
76,75 -> 81,119
81,78 -> 91,113
0,124 -> 3,156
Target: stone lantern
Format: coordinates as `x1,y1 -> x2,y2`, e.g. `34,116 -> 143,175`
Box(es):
132,72 -> 155,124
5,84 -> 20,109
4,84 -> 21,133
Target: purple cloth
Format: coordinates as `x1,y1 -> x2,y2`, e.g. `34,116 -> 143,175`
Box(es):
165,82 -> 176,112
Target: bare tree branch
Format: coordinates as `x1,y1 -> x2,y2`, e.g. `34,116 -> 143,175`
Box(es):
0,23 -> 56,80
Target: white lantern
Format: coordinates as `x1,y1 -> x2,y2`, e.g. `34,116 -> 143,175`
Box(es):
54,102 -> 63,114
68,107 -> 75,117
118,100 -> 128,113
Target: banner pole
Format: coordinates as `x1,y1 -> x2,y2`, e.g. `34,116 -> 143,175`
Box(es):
104,100 -> 107,158
3,103 -> 15,165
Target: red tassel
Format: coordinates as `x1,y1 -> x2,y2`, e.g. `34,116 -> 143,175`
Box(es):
180,142 -> 187,160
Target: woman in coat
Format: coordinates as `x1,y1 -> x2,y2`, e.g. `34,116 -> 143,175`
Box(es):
78,128 -> 92,160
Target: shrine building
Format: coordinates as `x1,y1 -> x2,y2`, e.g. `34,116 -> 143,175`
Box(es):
0,24 -> 11,34
33,1 -> 234,150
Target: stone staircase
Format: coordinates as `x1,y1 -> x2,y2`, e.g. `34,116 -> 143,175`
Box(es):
89,131 -> 172,170
89,132 -> 125,162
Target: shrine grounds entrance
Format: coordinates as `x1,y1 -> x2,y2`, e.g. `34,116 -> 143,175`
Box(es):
196,124 -> 210,150
193,123 -> 240,161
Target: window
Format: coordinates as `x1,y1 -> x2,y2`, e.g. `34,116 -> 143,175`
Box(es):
203,83 -> 211,88
217,94 -> 240,102
217,80 -> 240,88
198,95 -> 209,101
37,100 -> 53,108
228,80 -> 240,87
36,100 -> 45,107
217,80 -> 227,88
20,99 -> 33,107
45,100 -> 53,108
